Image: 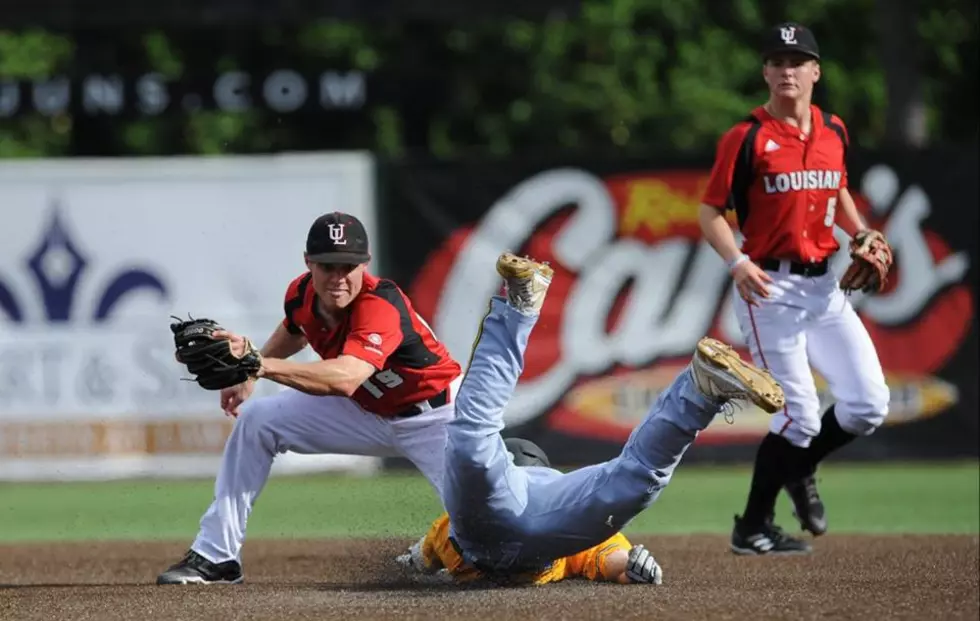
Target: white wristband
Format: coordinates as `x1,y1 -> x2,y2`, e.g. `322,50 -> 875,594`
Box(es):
727,254 -> 750,270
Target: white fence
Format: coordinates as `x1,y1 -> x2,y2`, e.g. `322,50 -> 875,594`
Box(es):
0,152 -> 382,480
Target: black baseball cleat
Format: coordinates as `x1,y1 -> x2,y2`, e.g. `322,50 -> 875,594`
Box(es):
156,549 -> 244,585
730,515 -> 813,556
785,474 -> 828,536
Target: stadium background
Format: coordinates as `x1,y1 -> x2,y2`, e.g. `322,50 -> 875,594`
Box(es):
0,2 -> 977,619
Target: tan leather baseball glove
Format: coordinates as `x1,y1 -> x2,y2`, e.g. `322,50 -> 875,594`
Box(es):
840,229 -> 894,294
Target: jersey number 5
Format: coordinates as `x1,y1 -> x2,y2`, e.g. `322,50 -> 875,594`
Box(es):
823,196 -> 838,227
362,369 -> 404,398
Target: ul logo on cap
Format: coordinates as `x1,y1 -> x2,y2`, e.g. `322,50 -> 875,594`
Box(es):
780,26 -> 798,44
328,223 -> 347,245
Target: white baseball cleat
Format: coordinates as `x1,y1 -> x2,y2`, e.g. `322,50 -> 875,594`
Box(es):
395,536 -> 438,575
691,337 -> 785,414
395,536 -> 455,584
496,253 -> 554,315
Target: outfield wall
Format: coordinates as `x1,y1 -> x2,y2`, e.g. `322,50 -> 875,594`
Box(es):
376,147 -> 979,466
0,147 -> 975,479
0,153 -> 381,480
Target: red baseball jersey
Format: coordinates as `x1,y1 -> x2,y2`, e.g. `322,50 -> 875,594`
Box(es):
281,271 -> 461,417
702,105 -> 850,263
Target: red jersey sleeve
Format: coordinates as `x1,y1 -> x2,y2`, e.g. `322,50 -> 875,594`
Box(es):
281,274 -> 308,336
701,123 -> 753,209
342,296 -> 404,369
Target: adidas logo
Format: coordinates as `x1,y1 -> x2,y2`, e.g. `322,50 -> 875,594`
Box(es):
764,139 -> 780,152
747,534 -> 775,551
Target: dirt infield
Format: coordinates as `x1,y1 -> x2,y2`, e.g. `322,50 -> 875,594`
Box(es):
0,535 -> 976,621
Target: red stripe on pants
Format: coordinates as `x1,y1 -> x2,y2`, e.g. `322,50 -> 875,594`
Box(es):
746,303 -> 794,434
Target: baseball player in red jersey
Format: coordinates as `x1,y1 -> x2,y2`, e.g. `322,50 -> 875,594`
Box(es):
158,212 -> 462,584
699,22 -> 891,555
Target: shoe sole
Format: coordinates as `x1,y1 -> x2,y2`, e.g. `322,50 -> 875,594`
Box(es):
496,253 -> 554,280
730,543 -> 813,556
157,575 -> 244,585
696,338 -> 785,414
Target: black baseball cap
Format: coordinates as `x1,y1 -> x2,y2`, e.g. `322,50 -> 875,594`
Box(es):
762,22 -> 820,61
305,212 -> 371,264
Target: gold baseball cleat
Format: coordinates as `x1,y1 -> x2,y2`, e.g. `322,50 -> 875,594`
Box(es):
692,337 -> 786,414
496,253 -> 554,315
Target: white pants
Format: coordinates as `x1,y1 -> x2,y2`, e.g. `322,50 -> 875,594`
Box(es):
733,261 -> 890,448
192,381 -> 458,563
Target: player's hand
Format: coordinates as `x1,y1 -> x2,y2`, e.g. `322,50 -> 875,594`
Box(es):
625,544 -> 663,585
220,379 -> 256,418
212,329 -> 250,358
732,260 -> 773,306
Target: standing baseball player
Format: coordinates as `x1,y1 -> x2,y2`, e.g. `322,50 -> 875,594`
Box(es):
698,22 -> 893,555
409,251 -> 785,584
157,212 -> 462,584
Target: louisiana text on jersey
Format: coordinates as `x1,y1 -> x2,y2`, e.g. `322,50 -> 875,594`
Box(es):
702,104 -> 849,264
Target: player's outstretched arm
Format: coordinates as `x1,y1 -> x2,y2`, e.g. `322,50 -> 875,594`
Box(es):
598,548 -> 663,585
213,324 -> 309,417
571,534 -> 662,585
600,549 -> 634,584
214,325 -> 374,397
259,322 -> 308,359
259,355 -> 375,397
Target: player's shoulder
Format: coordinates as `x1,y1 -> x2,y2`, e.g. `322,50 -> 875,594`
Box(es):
716,109 -> 766,152
352,274 -> 407,314
284,271 -> 313,300
815,105 -> 850,139
815,105 -> 848,127
720,117 -> 757,142
359,275 -> 407,303
827,112 -> 848,130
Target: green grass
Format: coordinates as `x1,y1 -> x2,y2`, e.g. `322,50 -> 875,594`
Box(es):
0,462 -> 976,543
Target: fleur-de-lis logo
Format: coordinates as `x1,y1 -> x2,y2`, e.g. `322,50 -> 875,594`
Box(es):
0,201 -> 170,323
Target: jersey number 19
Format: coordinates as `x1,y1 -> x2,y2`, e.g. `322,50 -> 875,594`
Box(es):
362,369 -> 404,398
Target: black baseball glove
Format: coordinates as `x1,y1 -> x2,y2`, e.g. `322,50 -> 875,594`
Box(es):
170,316 -> 263,390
